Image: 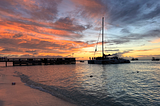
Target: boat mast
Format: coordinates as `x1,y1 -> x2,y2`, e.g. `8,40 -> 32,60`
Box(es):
102,17 -> 104,57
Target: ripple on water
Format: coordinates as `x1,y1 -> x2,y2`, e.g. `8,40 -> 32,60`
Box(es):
3,61 -> 160,106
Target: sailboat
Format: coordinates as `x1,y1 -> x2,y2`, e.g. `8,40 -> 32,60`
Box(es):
88,17 -> 130,64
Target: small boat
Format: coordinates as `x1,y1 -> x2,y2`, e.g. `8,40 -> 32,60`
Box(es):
80,60 -> 84,62
131,58 -> 138,61
152,57 -> 159,61
88,17 -> 130,64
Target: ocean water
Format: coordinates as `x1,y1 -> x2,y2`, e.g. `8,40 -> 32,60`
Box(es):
0,60 -> 160,106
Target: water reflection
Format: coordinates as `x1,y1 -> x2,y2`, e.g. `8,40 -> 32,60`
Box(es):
12,65 -> 78,89
2,60 -> 160,106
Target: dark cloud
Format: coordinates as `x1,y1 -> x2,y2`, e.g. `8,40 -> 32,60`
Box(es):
70,0 -> 160,46
25,50 -> 37,53
13,33 -> 23,38
117,50 -> 133,56
2,48 -> 12,52
54,17 -> 92,32
6,17 -> 48,28
0,0 -> 16,15
0,0 -> 61,21
1,47 -> 22,53
109,38 -> 130,44
107,28 -> 160,45
28,0 -> 61,20
18,54 -> 35,58
35,55 -> 64,58
141,3 -> 160,20
104,0 -> 160,25
19,40 -> 62,50
142,29 -> 160,38
121,28 -> 130,33
85,40 -> 97,45
0,38 -> 21,48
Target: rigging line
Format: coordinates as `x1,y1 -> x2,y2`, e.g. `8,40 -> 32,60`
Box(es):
94,28 -> 102,55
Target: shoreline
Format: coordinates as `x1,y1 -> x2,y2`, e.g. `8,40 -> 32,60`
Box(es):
0,67 -> 78,106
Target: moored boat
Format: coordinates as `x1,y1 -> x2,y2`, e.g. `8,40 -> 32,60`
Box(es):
152,57 -> 159,61
131,58 -> 138,61
88,17 -> 130,64
88,54 -> 130,64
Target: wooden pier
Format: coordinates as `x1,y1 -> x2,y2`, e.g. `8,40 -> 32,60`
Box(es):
0,58 -> 76,67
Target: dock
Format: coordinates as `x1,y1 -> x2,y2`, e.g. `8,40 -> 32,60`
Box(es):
0,58 -> 76,67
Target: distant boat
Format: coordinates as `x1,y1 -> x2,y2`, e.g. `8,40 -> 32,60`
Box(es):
152,57 -> 159,61
88,17 -> 130,64
131,58 -> 138,61
80,60 -> 84,62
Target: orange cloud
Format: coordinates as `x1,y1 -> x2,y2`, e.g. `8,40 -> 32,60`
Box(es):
0,0 -> 99,59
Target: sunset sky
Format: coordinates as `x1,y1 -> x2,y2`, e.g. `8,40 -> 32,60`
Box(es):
0,0 -> 160,60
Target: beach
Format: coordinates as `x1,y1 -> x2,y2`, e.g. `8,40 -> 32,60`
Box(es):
0,66 -> 77,106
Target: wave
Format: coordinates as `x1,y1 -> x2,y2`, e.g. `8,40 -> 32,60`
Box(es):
15,71 -> 122,106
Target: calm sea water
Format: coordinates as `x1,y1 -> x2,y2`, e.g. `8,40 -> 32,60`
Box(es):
0,60 -> 160,106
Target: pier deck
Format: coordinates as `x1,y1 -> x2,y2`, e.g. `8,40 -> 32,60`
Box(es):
0,58 -> 76,67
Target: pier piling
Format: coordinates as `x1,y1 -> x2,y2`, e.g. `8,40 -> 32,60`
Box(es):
5,62 -> 7,67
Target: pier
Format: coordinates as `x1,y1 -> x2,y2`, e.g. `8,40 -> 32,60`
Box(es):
0,58 -> 76,67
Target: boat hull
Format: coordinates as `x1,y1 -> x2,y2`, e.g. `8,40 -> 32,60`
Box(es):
88,59 -> 130,64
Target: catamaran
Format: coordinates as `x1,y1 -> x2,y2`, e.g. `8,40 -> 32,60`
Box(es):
88,17 -> 130,64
